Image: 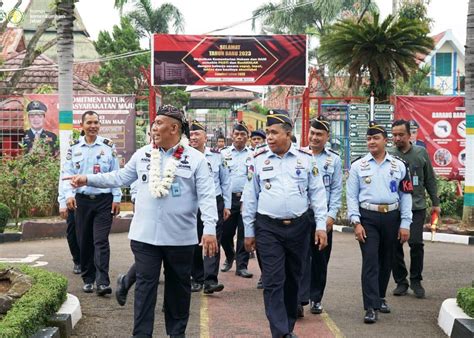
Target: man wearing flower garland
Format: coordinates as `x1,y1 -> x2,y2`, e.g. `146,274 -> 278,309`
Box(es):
66,105 -> 219,338
220,121 -> 253,278
189,119 -> 232,294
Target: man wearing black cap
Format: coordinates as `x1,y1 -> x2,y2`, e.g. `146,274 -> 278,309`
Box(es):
23,100 -> 58,154
220,121 -> 253,278
242,109 -> 328,338
250,129 -> 267,151
298,116 -> 343,317
346,121 -> 413,324
189,119 -> 231,294
65,105 -> 218,337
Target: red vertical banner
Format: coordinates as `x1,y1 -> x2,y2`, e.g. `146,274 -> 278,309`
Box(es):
395,96 -> 465,180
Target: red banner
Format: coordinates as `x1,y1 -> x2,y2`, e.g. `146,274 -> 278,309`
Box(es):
152,34 -> 307,86
395,96 -> 465,180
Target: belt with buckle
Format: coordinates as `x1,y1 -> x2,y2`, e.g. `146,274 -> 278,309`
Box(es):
77,193 -> 109,200
257,212 -> 308,226
360,202 -> 399,213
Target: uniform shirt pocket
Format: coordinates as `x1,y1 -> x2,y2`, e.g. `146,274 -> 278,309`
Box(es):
176,168 -> 193,179
259,170 -> 276,181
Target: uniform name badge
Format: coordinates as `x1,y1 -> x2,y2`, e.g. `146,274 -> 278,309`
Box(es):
93,164 -> 101,174
390,180 -> 397,192
413,175 -> 419,186
171,182 -> 181,197
323,174 -> 331,187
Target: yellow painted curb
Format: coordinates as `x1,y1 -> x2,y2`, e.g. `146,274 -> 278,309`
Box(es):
321,312 -> 344,338
200,293 -> 210,338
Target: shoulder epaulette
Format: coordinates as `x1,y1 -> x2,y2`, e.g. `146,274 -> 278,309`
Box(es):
298,148 -> 312,156
221,146 -> 229,150
69,139 -> 80,146
254,149 -> 268,158
392,155 -> 408,166
351,156 -> 362,165
210,147 -> 221,154
103,138 -> 114,147
256,143 -> 267,149
327,148 -> 339,156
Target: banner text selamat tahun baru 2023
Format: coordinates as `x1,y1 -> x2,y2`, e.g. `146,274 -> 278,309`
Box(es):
152,34 -> 308,86
395,96 -> 465,180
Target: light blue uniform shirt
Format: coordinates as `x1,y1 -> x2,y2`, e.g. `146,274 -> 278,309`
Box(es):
242,145 -> 328,237
63,135 -> 121,202
312,149 -> 343,220
221,145 -> 252,193
87,143 -> 218,246
205,147 -> 231,209
346,152 -> 413,229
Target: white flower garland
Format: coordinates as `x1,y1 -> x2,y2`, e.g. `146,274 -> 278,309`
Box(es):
148,136 -> 189,198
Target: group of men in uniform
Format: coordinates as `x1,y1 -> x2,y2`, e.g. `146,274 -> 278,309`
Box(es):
63,104 -> 440,338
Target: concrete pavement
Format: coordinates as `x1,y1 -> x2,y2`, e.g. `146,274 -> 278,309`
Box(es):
0,231 -> 472,337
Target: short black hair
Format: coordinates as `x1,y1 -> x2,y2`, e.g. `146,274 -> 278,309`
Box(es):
392,119 -> 410,134
290,134 -> 297,143
217,134 -> 225,140
81,110 -> 99,123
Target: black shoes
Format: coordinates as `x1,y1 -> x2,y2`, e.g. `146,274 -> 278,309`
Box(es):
283,333 -> 298,338
203,283 -> 224,294
116,274 -> 128,306
410,281 -> 426,298
83,283 -> 94,293
256,278 -> 264,289
220,260 -> 233,272
393,282 -> 409,296
235,269 -> 253,278
73,264 -> 81,274
364,308 -> 378,324
191,282 -> 203,293
96,284 -> 112,296
297,304 -> 304,318
379,299 -> 391,313
310,301 -> 323,314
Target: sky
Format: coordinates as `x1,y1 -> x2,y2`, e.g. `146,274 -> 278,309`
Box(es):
1,0 -> 469,46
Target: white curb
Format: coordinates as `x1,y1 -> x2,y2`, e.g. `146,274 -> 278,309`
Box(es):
57,293 -> 82,328
438,298 -> 471,336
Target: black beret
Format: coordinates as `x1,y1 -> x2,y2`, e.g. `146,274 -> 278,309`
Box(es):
157,105 -> 185,123
367,121 -> 388,137
233,121 -> 249,133
409,119 -> 419,129
267,109 -> 293,127
26,100 -> 47,115
311,116 -> 330,132
190,119 -> 206,131
250,129 -> 266,139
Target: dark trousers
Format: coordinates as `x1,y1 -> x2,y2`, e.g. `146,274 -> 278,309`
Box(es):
392,209 -> 426,284
221,193 -> 249,270
124,263 -> 137,291
192,195 -> 224,284
131,240 -> 194,337
75,193 -> 113,285
66,209 -> 80,265
359,209 -> 400,310
256,213 -> 310,338
299,226 -> 333,305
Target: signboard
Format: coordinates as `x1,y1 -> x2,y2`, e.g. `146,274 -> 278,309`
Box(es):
348,104 -> 394,161
24,94 -> 136,165
152,34 -> 307,86
395,96 -> 465,180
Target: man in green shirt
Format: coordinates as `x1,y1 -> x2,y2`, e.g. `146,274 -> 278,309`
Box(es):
391,120 -> 441,298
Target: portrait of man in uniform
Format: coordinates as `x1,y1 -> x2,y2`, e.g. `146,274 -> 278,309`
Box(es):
22,100 -> 58,154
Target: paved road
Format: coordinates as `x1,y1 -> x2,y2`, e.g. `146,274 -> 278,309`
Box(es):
1,231 -> 473,337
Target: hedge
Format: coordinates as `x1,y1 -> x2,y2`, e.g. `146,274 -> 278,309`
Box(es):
0,264 -> 68,337
457,287 -> 474,318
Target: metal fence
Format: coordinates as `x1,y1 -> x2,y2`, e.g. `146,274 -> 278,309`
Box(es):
0,96 -> 25,157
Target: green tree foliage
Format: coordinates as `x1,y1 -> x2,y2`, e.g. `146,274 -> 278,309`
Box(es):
126,0 -> 184,40
398,0 -> 432,29
396,64 -> 440,95
319,13 -> 433,101
91,17 -> 149,95
160,86 -> 190,109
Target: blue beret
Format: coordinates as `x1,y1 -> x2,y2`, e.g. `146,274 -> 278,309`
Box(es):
267,109 -> 293,127
250,129 -> 266,139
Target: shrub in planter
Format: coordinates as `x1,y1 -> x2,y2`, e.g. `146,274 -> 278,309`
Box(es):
457,287 -> 474,318
0,202 -> 11,233
0,264 -> 68,337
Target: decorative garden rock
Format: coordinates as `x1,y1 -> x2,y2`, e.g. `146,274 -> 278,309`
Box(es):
0,267 -> 34,314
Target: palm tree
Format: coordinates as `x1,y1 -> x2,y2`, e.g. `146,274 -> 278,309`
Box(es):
318,13 -> 433,101
126,0 -> 184,40
252,0 -> 376,36
56,0 -> 76,164
462,0 -> 474,227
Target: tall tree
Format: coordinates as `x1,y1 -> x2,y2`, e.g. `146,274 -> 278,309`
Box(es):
318,13 -> 433,101
463,0 -> 474,226
126,0 -> 184,40
91,17 -> 149,95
